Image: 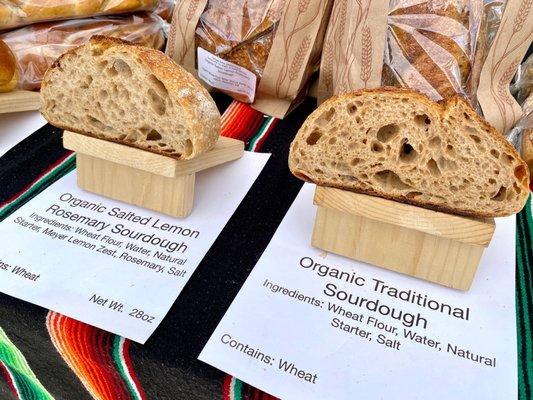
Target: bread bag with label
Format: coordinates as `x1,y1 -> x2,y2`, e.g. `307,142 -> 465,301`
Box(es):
0,13 -> 165,92
167,0 -> 333,118
0,0 -> 159,30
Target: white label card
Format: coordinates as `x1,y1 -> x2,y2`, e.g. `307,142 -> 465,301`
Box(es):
200,184 -> 518,399
0,152 -> 269,343
197,47 -> 257,103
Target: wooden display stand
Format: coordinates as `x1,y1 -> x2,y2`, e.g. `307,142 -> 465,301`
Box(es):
63,131 -> 244,218
0,90 -> 41,114
312,186 -> 495,291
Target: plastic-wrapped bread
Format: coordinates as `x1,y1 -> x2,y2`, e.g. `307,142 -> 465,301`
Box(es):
0,0 -> 159,30
0,13 -> 166,91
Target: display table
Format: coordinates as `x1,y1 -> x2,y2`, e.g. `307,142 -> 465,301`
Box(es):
0,95 -> 530,400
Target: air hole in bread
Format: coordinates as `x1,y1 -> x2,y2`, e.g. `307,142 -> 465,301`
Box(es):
469,134 -> 481,144
350,157 -> 361,166
514,165 -> 527,180
316,108 -> 335,125
437,157 -> 457,171
375,170 -> 411,190
414,114 -> 431,126
427,158 -> 441,176
80,75 -> 93,89
376,124 -> 399,142
148,89 -> 166,115
428,136 -> 441,149
113,59 -> 132,77
355,116 -> 362,123
87,116 -> 111,132
463,112 -> 471,121
92,48 -> 103,56
489,178 -> 496,184
406,191 -> 422,199
150,75 -> 168,97
145,129 -> 162,141
107,66 -> 118,77
371,141 -> 384,152
399,140 -> 417,162
306,129 -> 322,145
491,186 -> 507,201
490,149 -> 499,158
446,144 -> 454,154
329,137 -> 337,145
513,183 -> 522,193
184,139 -> 193,157
99,89 -> 108,99
347,104 -> 357,114
97,60 -> 108,70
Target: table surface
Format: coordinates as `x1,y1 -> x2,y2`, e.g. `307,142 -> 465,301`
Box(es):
0,95 -> 531,400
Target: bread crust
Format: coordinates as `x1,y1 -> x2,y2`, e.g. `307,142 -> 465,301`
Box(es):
0,0 -> 158,30
41,35 -> 220,160
289,87 -> 530,218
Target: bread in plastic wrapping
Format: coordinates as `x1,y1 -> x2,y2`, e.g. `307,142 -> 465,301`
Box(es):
0,40 -> 18,92
195,0 -> 286,78
0,0 -> 159,30
382,0 -> 478,102
0,13 -> 166,91
155,0 -> 176,21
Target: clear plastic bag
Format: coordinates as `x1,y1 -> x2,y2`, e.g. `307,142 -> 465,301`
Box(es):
0,0 -> 159,31
383,0 -> 478,102
155,0 -> 176,21
0,13 -> 166,91
195,0 -> 286,78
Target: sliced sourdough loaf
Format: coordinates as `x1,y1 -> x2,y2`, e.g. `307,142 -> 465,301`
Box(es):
289,88 -> 529,217
40,35 -> 220,160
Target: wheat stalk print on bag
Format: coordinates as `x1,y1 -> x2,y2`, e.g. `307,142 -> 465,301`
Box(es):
478,0 -> 533,132
319,0 -> 491,104
166,0 -> 207,71
318,0 -> 388,102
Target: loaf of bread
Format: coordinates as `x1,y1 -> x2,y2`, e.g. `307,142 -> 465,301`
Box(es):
383,0 -> 474,101
195,0 -> 286,78
41,36 -> 220,160
0,13 -> 165,91
289,88 -> 529,217
0,0 -> 159,30
0,40 -> 17,92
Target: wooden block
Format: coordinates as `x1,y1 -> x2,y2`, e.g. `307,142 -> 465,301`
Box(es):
0,90 -> 41,114
77,154 -> 195,217
65,131 -> 244,218
64,131 -> 244,178
312,186 -> 496,291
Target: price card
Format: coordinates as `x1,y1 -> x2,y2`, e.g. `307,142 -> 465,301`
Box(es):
0,152 -> 269,343
200,184 -> 517,399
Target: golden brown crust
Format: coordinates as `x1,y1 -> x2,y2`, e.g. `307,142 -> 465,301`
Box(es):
0,39 -> 17,91
289,87 -> 530,218
42,35 -> 220,159
0,0 -> 158,30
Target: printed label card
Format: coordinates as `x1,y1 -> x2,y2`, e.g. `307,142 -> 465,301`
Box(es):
200,184 -> 517,399
0,152 -> 269,343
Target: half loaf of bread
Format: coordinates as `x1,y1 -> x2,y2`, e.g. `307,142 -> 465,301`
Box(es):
41,36 -> 220,160
289,88 -> 529,217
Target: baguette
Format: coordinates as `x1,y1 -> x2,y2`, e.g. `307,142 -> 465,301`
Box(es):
289,88 -> 529,217
0,0 -> 158,30
41,36 -> 220,160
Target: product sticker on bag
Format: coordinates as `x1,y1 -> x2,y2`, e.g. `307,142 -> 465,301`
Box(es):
197,47 -> 257,103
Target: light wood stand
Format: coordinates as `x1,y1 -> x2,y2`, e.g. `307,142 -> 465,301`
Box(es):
312,186 -> 495,291
63,131 -> 244,218
0,90 -> 41,114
